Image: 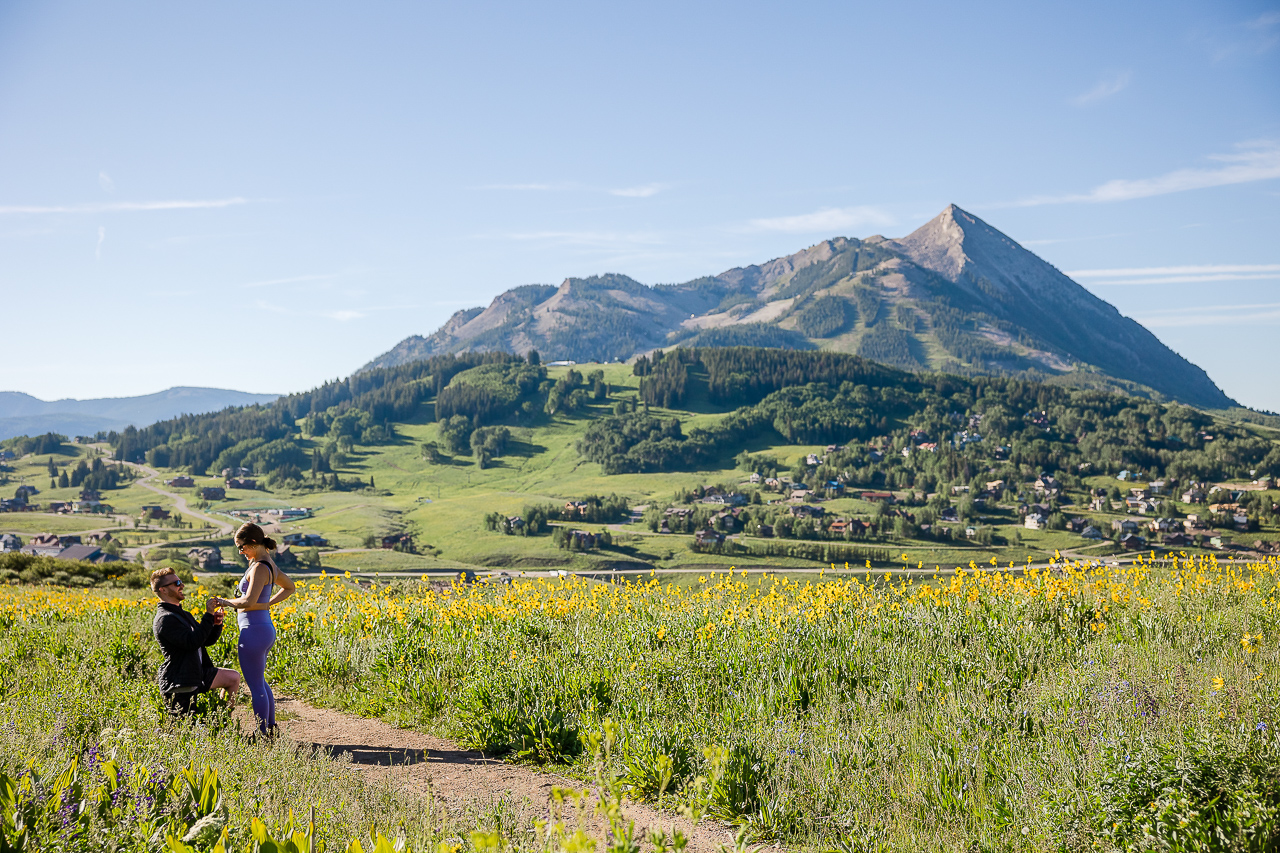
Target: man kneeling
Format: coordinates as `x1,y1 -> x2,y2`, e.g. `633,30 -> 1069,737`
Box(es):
151,567 -> 241,715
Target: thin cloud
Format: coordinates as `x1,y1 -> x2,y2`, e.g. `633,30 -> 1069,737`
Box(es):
1136,301 -> 1280,328
480,183 -> 569,191
610,183 -> 667,198
95,226 -> 105,260
241,273 -> 341,289
1068,263 -> 1280,286
479,181 -> 668,197
1071,71 -> 1130,106
506,230 -> 663,247
1007,141 -> 1280,206
322,309 -> 365,322
748,206 -> 897,234
0,197 -> 250,215
98,172 -> 115,193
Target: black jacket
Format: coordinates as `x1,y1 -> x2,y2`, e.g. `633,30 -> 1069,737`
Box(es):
153,602 -> 222,694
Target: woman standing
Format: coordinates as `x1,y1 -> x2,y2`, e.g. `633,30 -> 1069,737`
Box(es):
217,521 -> 295,737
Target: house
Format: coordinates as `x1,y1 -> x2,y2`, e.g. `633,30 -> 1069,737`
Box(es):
165,476 -> 195,488
186,547 -> 223,570
861,491 -> 895,504
226,478 -> 257,490
381,533 -> 413,550
755,523 -> 774,538
266,507 -> 309,519
1209,536 -> 1226,548
0,533 -> 21,552
28,533 -> 62,556
712,510 -> 741,532
1233,513 -> 1250,532
502,515 -> 525,534
1034,475 -> 1060,494
15,485 -> 39,499
748,472 -> 761,484
1111,519 -> 1140,535
693,529 -> 724,547
828,518 -> 867,536
1148,517 -> 1180,533
985,479 -> 1005,493
789,489 -> 811,501
282,533 -> 327,547
1181,488 -> 1206,504
1254,475 -> 1274,489
57,535 -> 81,547
56,544 -> 116,564
789,504 -> 825,519
901,446 -> 914,458
200,487 -> 226,501
664,506 -> 694,519
993,445 -> 1011,460
568,529 -> 598,549
72,500 -> 106,513
951,485 -> 970,495
806,454 -> 820,466
918,442 -> 939,453
867,450 -> 884,462
78,488 -> 99,501
0,449 -> 13,460
1119,534 -> 1146,551
703,493 -> 747,506
1080,526 -> 1103,540
564,501 -> 590,517
1117,470 -> 1133,482
1089,497 -> 1109,513
763,477 -> 782,489
826,444 -> 844,453
1129,486 -> 1151,499
48,501 -> 70,514
1024,513 -> 1047,530
825,481 -> 845,495
1065,517 -> 1087,533
1148,480 -> 1168,494
939,507 -> 960,523
220,467 -> 253,478
140,506 -> 171,521
1162,532 -> 1192,547
273,545 -> 298,568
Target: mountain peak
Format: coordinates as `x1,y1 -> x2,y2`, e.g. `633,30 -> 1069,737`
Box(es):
362,206 -> 1235,410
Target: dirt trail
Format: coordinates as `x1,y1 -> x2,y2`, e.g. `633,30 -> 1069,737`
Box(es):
268,698 -> 769,853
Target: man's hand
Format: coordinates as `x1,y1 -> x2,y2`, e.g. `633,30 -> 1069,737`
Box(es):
212,609 -> 225,626
205,597 -> 220,615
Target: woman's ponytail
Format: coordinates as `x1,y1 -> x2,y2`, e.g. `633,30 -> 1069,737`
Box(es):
262,536 -> 278,551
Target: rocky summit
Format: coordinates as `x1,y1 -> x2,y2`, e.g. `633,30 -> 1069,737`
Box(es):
366,205 -> 1233,410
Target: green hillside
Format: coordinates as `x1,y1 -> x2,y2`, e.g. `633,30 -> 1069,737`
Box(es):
7,348 -> 1272,576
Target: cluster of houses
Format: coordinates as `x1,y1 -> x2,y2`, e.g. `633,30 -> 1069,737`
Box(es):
282,532 -> 327,547
3,532 -> 120,563
4,487 -> 113,515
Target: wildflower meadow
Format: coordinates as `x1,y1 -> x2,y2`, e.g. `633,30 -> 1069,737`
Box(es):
2,554 -> 1278,851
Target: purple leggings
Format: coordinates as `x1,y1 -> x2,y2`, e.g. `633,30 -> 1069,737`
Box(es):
237,622 -> 276,733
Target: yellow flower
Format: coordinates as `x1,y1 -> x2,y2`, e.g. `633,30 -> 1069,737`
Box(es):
1212,676 -> 1224,693
917,681 -> 924,693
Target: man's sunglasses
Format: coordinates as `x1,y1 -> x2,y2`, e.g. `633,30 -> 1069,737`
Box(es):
158,578 -> 184,590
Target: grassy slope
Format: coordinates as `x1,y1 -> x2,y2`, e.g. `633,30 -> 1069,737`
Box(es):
8,363 -> 1277,573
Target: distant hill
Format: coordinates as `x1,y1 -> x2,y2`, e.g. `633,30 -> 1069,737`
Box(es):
365,205 -> 1234,410
0,386 -> 279,441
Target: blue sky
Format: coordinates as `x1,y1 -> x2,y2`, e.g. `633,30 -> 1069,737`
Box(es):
1,1 -> 1278,408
